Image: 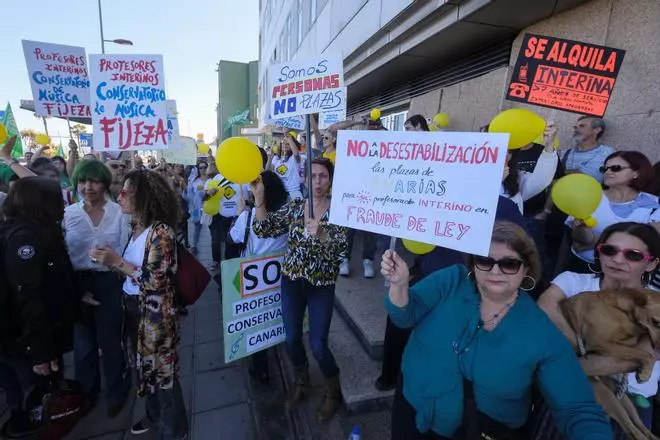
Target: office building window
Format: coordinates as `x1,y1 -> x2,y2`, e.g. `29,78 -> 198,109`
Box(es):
297,5 -> 303,45
381,111 -> 408,131
287,14 -> 292,57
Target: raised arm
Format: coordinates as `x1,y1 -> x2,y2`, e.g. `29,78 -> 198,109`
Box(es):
0,136 -> 38,178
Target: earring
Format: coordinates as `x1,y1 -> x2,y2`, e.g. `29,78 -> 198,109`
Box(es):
520,275 -> 536,291
467,271 -> 474,281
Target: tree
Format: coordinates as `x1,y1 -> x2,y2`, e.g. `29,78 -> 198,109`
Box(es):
20,129 -> 37,150
70,123 -> 88,145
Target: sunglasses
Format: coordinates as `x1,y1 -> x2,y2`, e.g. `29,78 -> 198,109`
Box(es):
599,165 -> 630,173
596,243 -> 654,262
472,256 -> 524,275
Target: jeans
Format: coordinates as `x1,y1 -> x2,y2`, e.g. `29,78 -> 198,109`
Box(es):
145,378 -> 188,440
209,215 -> 240,263
379,316 -> 412,385
346,229 -> 377,261
74,271 -> 130,407
191,222 -> 202,249
123,295 -> 141,364
280,276 -> 339,378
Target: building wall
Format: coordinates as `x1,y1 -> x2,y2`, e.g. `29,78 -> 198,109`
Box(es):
258,0 -> 413,122
409,0 -> 660,160
218,61 -> 252,142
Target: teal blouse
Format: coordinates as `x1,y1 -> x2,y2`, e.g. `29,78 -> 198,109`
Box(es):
385,264 -> 612,439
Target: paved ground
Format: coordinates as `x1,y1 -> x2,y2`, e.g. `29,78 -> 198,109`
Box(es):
0,226 -> 393,440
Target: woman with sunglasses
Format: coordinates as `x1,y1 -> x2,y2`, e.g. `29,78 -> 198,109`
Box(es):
90,169 -> 188,439
539,222 -> 660,437
566,151 -> 659,273
382,221 -> 610,440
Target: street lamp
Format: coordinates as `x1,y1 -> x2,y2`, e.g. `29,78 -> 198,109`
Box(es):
98,0 -> 133,54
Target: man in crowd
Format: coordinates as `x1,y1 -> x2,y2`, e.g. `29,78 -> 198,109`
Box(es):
561,116 -> 614,182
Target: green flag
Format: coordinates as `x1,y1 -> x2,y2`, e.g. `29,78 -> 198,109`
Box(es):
1,103 -> 24,158
56,140 -> 64,158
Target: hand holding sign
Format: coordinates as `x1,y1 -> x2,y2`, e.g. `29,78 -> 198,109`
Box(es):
381,250 -> 409,287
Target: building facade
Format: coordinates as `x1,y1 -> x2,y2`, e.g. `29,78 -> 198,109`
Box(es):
259,0 -> 660,159
217,60 -> 260,143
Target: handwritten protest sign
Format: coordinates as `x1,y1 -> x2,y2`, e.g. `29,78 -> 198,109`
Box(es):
89,54 -> 167,151
265,114 -> 305,130
329,131 -> 509,256
319,87 -> 346,129
22,40 -> 91,118
506,34 -> 625,117
268,56 -> 344,119
221,253 -> 286,363
160,136 -> 197,166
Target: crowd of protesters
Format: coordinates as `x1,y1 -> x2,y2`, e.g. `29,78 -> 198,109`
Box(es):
1,110 -> 660,440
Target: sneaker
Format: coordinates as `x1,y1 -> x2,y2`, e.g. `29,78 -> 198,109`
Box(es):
363,259 -> 375,278
339,258 -> 350,277
131,420 -> 151,435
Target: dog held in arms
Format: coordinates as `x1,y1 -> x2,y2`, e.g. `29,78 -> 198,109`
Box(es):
561,288 -> 660,440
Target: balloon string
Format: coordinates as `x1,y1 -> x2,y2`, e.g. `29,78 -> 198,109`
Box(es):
384,236 -> 397,288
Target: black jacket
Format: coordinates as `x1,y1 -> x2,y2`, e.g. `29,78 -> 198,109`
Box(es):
0,221 -> 80,364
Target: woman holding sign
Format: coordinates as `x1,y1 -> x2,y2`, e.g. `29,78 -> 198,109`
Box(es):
251,157 -> 349,423
382,221 -> 611,440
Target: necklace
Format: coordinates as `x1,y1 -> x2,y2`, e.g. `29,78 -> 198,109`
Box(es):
481,294 -> 518,330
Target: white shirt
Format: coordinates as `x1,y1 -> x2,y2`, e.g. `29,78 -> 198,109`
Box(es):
229,208 -> 287,257
211,174 -> 249,218
552,271 -> 660,397
272,155 -> 301,194
501,150 -> 558,214
566,193 -> 660,263
64,200 -> 131,271
122,227 -> 151,295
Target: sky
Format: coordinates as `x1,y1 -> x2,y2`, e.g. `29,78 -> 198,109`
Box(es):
1,0 -> 259,146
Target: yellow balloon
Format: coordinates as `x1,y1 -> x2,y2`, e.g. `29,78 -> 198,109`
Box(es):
196,133 -> 204,141
288,130 -> 297,138
0,123 -> 7,144
488,109 -> 546,150
216,137 -> 263,184
551,174 -> 602,227
202,180 -> 222,215
402,239 -> 435,255
433,113 -> 449,128
36,134 -> 50,145
370,108 -> 381,121
197,143 -> 210,154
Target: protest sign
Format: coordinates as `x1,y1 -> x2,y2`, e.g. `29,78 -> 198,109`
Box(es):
161,136 -> 197,165
506,34 -> 625,117
221,253 -> 286,363
268,56 -> 344,119
89,54 -> 167,151
329,130 -> 509,256
266,114 -> 305,130
21,40 -> 91,119
319,87 -> 346,129
79,133 -> 93,148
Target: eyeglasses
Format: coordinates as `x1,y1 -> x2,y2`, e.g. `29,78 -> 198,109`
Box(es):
596,243 -> 654,262
472,256 -> 524,275
599,165 -> 630,173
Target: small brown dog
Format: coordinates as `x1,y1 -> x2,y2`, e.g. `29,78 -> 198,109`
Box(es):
561,288 -> 660,440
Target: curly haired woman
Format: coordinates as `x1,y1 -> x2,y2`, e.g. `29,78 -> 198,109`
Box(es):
91,169 -> 187,440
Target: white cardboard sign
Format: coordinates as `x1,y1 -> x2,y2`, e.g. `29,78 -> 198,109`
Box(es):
22,40 -> 91,118
268,56 -> 344,119
329,130 -> 509,256
89,54 -> 167,151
